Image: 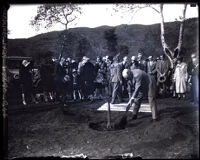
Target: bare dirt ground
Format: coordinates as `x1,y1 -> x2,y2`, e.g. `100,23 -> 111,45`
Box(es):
8,98 -> 199,159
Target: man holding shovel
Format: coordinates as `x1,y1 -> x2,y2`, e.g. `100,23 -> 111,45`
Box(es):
116,61 -> 158,128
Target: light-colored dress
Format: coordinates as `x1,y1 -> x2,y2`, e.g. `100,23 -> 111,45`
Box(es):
174,62 -> 188,93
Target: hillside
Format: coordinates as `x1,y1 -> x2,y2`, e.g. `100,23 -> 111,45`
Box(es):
8,18 -> 198,63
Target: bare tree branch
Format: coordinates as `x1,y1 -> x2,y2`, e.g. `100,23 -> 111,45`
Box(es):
30,4 -> 82,30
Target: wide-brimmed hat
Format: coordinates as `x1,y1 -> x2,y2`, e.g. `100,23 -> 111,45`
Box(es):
22,60 -> 30,67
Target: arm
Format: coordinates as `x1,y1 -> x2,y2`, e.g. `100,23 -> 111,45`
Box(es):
117,64 -> 122,83
184,64 -> 188,81
156,62 -> 162,76
163,61 -> 170,75
127,77 -> 141,106
151,63 -> 157,74
132,80 -> 141,99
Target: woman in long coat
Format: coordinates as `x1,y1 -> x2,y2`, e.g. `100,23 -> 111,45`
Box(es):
173,57 -> 188,99
19,60 -> 36,105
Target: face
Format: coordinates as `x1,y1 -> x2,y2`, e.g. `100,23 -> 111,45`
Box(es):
192,57 -> 197,63
67,58 -> 71,62
138,55 -> 142,60
160,56 -> 163,60
107,59 -> 111,65
97,57 -> 101,62
60,58 -> 65,65
123,56 -> 128,62
177,60 -> 181,64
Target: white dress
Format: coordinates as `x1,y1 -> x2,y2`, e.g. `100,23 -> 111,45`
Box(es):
174,62 -> 188,93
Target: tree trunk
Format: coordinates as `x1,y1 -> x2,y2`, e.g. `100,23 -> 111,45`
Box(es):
174,4 -> 187,58
65,24 -> 68,30
159,4 -> 174,69
107,100 -> 111,129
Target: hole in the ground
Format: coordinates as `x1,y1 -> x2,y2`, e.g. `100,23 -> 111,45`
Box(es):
88,121 -> 126,131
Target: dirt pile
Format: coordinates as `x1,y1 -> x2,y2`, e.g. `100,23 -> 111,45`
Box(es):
137,117 -> 195,143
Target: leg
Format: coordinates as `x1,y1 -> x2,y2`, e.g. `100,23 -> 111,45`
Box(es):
73,90 -> 76,100
22,93 -> 27,105
132,92 -> 143,118
177,93 -> 181,99
49,92 -> 53,100
194,75 -> 199,104
132,103 -> 140,118
44,91 -> 48,102
78,90 -> 81,100
117,83 -> 123,102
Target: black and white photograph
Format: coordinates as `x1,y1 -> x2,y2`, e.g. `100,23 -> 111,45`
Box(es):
2,2 -> 199,159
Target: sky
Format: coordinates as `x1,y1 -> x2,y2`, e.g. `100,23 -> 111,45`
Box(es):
8,3 -> 198,39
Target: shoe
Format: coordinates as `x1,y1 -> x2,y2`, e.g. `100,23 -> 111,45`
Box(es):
131,115 -> 137,120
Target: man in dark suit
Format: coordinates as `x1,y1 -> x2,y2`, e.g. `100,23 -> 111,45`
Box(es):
120,56 -> 131,98
55,57 -> 66,102
79,56 -> 96,100
147,56 -> 157,79
156,54 -> 170,97
137,53 -> 147,72
110,56 -> 123,104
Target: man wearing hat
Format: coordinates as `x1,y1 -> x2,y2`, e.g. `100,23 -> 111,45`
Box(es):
188,53 -> 199,105
147,56 -> 157,80
137,53 -> 147,72
72,69 -> 81,100
120,56 -> 131,98
79,56 -> 96,100
110,55 -> 123,104
55,57 -> 66,102
130,56 -> 137,71
156,54 -> 170,97
105,56 -> 113,97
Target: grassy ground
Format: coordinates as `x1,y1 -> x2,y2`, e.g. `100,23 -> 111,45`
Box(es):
8,98 -> 199,159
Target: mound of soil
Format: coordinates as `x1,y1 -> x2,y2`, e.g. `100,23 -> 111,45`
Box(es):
7,98 -> 199,159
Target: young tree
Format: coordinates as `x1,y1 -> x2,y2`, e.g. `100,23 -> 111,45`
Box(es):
77,37 -> 91,58
114,4 -> 188,69
119,45 -> 129,56
104,28 -> 118,56
54,31 -> 76,59
30,3 -> 82,30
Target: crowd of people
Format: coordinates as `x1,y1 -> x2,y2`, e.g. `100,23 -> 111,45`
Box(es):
18,52 -> 199,107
